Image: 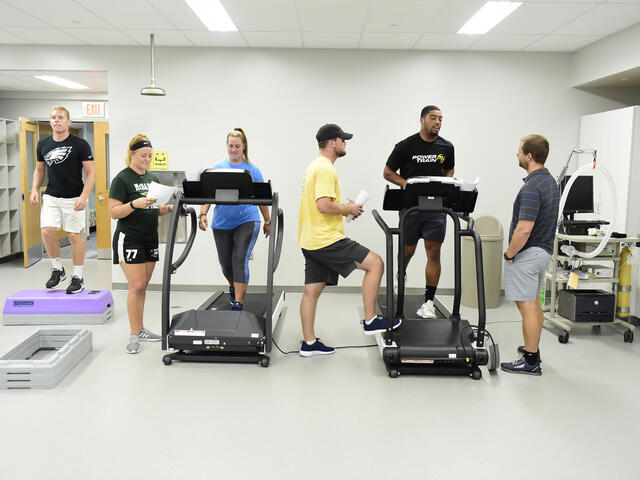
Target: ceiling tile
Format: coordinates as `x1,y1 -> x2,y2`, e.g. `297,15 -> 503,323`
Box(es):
122,29 -> 192,46
524,34 -> 603,52
365,0 -> 449,33
221,0 -> 299,31
414,33 -> 478,50
0,29 -> 30,44
65,28 -> 136,45
182,31 -> 247,47
303,32 -> 360,49
554,3 -> 640,35
468,34 -> 543,51
2,27 -> 85,45
424,0 -> 491,33
148,0 -> 207,30
0,73 -> 51,90
298,0 -> 370,32
0,3 -> 48,27
359,32 -> 421,49
5,0 -> 112,28
243,31 -> 302,48
77,0 -> 174,30
491,2 -> 598,35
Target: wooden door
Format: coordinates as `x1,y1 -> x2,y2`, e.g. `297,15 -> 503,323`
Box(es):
19,118 -> 42,267
93,122 -> 110,259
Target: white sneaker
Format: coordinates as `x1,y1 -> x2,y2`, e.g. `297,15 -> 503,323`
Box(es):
138,328 -> 162,342
126,335 -> 140,354
416,300 -> 436,319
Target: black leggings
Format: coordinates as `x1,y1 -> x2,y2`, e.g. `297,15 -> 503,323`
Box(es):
212,222 -> 260,283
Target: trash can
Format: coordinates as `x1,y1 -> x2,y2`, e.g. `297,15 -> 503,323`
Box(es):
461,215 -> 503,309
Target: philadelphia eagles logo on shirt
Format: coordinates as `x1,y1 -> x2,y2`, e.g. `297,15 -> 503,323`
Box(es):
44,146 -> 73,166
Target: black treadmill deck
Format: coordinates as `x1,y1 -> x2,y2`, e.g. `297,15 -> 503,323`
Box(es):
377,294 -> 486,377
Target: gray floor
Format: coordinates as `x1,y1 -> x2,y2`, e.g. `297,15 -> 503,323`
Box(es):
1,258 -> 639,479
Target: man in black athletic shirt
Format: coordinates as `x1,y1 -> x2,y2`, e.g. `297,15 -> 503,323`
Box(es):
30,106 -> 95,294
383,105 -> 454,319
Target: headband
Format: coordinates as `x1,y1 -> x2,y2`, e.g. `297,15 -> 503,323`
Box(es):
131,140 -> 152,151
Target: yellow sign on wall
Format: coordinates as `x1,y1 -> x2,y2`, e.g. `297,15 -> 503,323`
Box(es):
151,151 -> 168,170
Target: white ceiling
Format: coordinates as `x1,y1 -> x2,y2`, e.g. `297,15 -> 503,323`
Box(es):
0,0 -> 638,52
0,70 -> 108,92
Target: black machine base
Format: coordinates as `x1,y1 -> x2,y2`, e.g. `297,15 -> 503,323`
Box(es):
163,350 -> 270,367
381,318 -> 488,379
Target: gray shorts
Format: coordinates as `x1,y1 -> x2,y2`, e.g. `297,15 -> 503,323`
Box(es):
504,247 -> 552,302
302,238 -> 370,286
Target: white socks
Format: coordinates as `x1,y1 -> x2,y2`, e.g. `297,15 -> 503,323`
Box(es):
73,265 -> 84,279
50,258 -> 63,270
364,315 -> 378,325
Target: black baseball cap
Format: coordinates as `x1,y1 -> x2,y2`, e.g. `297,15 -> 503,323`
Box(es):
316,124 -> 353,142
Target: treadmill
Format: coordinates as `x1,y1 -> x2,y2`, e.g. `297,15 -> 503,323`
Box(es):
161,169 -> 284,367
372,176 -> 498,379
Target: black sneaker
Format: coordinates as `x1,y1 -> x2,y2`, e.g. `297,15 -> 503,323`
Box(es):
66,276 -> 85,294
299,338 -> 335,357
517,345 -> 542,363
46,268 -> 66,288
229,286 -> 236,305
501,356 -> 542,376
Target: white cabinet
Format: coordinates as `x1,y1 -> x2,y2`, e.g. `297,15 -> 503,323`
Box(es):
0,118 -> 21,259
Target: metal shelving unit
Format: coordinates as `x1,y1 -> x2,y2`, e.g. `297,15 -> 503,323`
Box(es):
544,233 -> 638,343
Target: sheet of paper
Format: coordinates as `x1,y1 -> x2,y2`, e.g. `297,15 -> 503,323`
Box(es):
147,181 -> 176,206
346,190 -> 370,223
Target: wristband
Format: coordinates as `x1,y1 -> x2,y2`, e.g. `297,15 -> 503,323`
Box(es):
199,214 -> 207,218
503,252 -> 515,261
129,201 -> 136,210
264,221 -> 271,225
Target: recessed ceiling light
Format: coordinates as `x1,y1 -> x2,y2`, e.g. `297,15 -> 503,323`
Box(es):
184,0 -> 237,32
34,75 -> 90,90
458,1 -> 522,35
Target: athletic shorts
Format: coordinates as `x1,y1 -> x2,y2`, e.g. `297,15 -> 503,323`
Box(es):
212,222 -> 260,284
112,229 -> 159,265
504,247 -> 552,302
401,210 -> 446,245
40,194 -> 85,233
301,238 -> 370,286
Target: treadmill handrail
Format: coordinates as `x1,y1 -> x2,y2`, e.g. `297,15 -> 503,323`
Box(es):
373,209 -> 398,344
272,206 -> 284,272
170,206 -> 197,273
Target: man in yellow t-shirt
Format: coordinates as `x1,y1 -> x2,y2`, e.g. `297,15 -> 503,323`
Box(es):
298,124 -> 401,357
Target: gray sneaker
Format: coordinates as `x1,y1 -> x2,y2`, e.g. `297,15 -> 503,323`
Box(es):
126,335 -> 140,354
138,328 -> 161,342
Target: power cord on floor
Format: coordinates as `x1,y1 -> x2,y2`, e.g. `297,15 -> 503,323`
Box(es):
272,338 -> 376,355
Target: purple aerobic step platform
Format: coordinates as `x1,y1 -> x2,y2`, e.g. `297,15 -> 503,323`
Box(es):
2,289 -> 114,325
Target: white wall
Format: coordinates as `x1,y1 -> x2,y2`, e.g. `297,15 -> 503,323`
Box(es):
571,22 -> 640,87
0,93 -> 108,122
0,45 -> 623,289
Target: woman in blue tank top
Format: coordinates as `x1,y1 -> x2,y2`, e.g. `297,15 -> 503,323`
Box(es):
198,128 -> 271,310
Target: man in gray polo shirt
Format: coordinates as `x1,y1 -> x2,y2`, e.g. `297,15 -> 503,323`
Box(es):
501,134 -> 560,375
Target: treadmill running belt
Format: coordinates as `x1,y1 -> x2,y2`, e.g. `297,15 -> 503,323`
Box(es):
377,294 -> 447,320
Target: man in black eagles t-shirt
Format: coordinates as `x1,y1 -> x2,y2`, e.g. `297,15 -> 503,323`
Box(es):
30,106 -> 95,294
383,105 -> 455,319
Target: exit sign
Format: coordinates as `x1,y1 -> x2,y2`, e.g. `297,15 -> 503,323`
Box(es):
82,102 -> 105,118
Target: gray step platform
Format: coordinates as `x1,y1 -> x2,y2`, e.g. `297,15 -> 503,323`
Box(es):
0,329 -> 92,389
